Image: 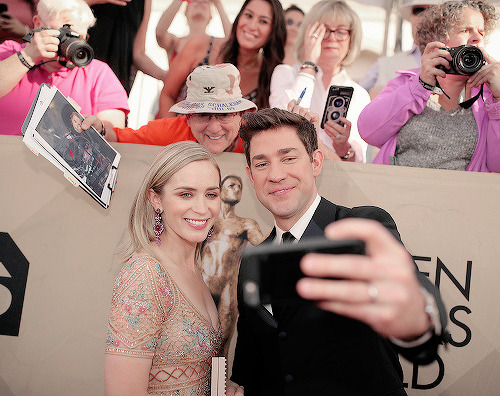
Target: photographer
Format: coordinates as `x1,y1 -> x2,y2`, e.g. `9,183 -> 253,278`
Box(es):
0,0 -> 129,136
358,0 -> 500,172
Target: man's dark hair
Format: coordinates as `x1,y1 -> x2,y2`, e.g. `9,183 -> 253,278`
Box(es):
61,104 -> 79,131
239,108 -> 318,166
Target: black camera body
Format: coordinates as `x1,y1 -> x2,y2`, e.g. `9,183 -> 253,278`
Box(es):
55,24 -> 94,67
320,85 -> 354,129
438,44 -> 485,76
23,24 -> 94,68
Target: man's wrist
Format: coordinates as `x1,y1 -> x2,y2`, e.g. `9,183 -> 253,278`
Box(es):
17,50 -> 34,69
391,287 -> 441,348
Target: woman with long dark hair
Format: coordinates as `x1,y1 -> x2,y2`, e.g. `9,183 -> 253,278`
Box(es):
156,0 -> 286,118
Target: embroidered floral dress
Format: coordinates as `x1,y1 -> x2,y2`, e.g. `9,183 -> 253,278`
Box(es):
105,254 -> 222,395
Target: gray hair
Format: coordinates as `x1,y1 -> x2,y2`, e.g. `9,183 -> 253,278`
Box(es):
37,0 -> 96,32
296,0 -> 362,66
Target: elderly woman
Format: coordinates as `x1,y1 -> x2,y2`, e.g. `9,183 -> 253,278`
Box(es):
358,0 -> 500,172
269,0 -> 370,162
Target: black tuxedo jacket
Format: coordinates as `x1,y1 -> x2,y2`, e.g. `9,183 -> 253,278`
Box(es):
231,198 -> 446,396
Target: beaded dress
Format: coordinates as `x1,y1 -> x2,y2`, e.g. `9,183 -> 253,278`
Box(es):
106,254 -> 222,395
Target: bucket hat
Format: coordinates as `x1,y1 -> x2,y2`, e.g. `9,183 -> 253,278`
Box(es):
169,63 -> 257,114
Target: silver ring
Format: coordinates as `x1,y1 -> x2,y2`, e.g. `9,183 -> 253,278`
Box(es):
335,133 -> 342,139
312,33 -> 319,39
367,284 -> 378,303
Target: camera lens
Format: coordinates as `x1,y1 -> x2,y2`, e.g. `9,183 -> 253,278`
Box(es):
330,111 -> 340,121
333,98 -> 344,107
63,41 -> 94,67
58,27 -> 94,68
455,45 -> 484,75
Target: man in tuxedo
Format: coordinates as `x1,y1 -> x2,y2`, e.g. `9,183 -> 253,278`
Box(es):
227,108 -> 447,396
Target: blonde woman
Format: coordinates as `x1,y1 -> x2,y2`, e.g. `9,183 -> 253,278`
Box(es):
269,0 -> 370,162
105,141 -> 222,395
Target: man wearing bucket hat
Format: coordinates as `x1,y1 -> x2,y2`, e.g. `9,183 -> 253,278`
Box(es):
83,63 -> 257,154
359,0 -> 442,98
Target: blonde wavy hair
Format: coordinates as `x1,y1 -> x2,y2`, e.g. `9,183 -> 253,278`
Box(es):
416,0 -> 498,54
295,0 -> 362,66
119,141 -> 221,262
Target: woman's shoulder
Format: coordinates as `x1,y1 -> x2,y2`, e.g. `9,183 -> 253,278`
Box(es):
118,253 -> 169,282
179,34 -> 215,60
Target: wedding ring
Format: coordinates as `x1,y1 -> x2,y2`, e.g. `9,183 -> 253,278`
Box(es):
335,133 -> 342,139
312,33 -> 319,39
367,284 -> 378,303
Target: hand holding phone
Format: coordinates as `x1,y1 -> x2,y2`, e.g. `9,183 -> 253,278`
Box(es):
239,238 -> 365,307
320,85 -> 354,129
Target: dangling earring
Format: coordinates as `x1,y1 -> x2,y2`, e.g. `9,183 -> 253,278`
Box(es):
205,225 -> 214,243
153,208 -> 164,245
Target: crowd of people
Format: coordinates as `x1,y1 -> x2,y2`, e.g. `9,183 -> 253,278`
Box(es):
2,0 -> 498,171
2,0 -> 499,394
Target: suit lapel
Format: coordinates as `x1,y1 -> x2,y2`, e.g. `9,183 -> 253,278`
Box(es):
302,198 -> 339,239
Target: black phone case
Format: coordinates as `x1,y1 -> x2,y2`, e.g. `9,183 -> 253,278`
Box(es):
320,85 -> 354,129
239,238 -> 365,307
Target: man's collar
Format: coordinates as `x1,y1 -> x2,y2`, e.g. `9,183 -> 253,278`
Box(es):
274,194 -> 321,243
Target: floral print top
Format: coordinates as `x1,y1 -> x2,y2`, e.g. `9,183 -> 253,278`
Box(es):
106,254 -> 222,395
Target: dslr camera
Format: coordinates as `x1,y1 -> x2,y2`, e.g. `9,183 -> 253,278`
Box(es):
23,24 -> 94,68
438,44 -> 485,75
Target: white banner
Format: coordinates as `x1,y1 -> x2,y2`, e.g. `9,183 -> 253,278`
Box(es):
1,135 -> 499,395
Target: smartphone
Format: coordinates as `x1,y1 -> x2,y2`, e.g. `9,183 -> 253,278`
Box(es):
320,85 -> 354,129
239,238 -> 365,307
0,3 -> 8,15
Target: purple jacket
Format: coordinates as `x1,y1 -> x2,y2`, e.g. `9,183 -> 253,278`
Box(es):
358,69 -> 500,172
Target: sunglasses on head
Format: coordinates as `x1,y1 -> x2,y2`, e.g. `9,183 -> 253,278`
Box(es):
412,6 -> 428,16
286,18 -> 301,28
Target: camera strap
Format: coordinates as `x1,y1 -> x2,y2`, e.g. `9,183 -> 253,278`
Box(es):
434,79 -> 484,109
459,84 -> 484,109
20,28 -> 48,72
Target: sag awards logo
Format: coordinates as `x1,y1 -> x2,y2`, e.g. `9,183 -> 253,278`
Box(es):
0,233 -> 30,337
403,255 -> 472,391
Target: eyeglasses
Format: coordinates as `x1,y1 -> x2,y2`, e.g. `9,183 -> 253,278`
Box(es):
412,6 -> 429,16
323,27 -> 351,41
188,112 -> 240,124
286,18 -> 302,29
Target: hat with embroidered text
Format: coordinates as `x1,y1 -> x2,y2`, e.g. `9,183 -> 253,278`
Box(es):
399,0 -> 442,21
169,64 -> 257,114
